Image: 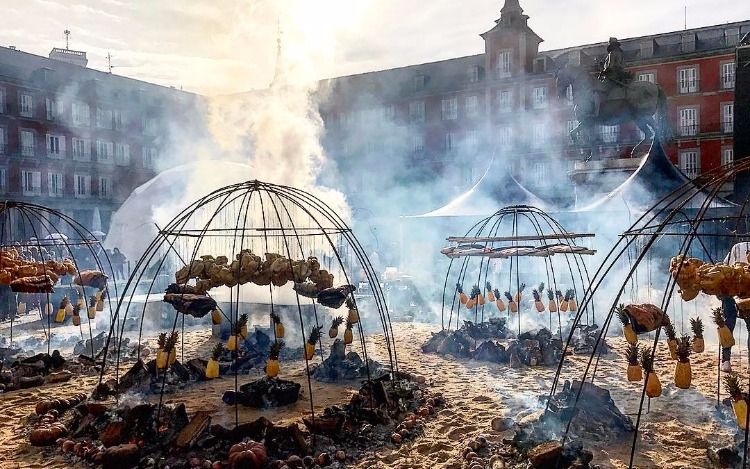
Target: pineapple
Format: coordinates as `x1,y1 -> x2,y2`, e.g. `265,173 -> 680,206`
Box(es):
556,289 -> 564,303
466,285 -> 479,309
346,297 -> 360,323
87,294 -> 97,319
560,290 -> 570,312
55,296 -> 68,323
457,283 -> 468,305
725,374 -> 749,429
474,284 -> 485,306
514,283 -> 526,303
165,331 -> 179,366
238,313 -> 249,339
486,282 -> 496,302
547,288 -> 557,313
71,303 -> 81,327
532,288 -> 544,312
690,317 -> 705,353
641,348 -> 662,398
228,314 -> 247,352
625,343 -> 642,382
505,291 -> 517,313
329,316 -> 344,338
266,341 -> 283,378
206,343 -> 222,379
156,332 -> 168,369
664,322 -> 678,360
344,319 -> 354,344
616,304 -> 638,345
567,289 -> 578,312
271,311 -> 285,338
211,308 -> 223,325
494,288 -> 505,312
713,307 -> 735,348
305,326 -> 323,360
674,335 -> 692,389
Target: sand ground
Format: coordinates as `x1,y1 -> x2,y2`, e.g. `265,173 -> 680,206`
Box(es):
0,320 -> 745,469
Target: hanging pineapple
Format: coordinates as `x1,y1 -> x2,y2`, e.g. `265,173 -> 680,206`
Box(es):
457,283 -> 468,305
725,374 -> 749,429
486,282 -> 495,302
560,290 -> 570,312
96,290 -> 106,312
674,335 -> 692,389
165,331 -> 179,366
64,298 -> 74,316
690,317 -> 705,353
514,283 -> 525,303
616,304 -> 638,345
71,304 -> 81,327
494,288 -> 505,312
227,315 -> 247,352
547,289 -> 558,313
87,295 -> 97,319
713,307 -> 735,348
567,289 -> 578,312
271,311 -> 285,338
266,341 -> 283,378
329,316 -> 343,338
641,348 -> 662,398
664,322 -> 678,361
344,319 -> 354,344
625,343 -> 642,382
156,333 -> 168,369
239,313 -> 249,340
532,288 -> 544,312
304,326 -> 322,359
556,289 -> 564,304
56,296 -> 68,323
206,343 -> 222,379
476,284 -> 485,306
346,297 -> 360,323
505,291 -> 517,313
211,308 -> 223,325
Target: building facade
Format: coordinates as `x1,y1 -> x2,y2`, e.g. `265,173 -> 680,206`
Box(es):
319,1 -> 748,212
0,46 -> 202,235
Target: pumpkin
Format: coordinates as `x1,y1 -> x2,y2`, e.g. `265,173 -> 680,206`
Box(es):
228,439 -> 267,469
29,422 -> 68,446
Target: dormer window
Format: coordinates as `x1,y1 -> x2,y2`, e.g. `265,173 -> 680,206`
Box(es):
726,28 -> 740,46
496,51 -> 512,78
640,41 -> 653,58
533,57 -> 546,73
413,73 -> 425,91
469,66 -> 480,83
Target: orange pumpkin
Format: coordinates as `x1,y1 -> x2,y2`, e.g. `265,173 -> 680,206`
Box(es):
228,439 -> 267,469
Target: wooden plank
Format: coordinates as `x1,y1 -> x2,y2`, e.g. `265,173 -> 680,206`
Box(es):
446,233 -> 595,243
176,410 -> 212,448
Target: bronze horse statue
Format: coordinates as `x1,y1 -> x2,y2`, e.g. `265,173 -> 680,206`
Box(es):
555,66 -> 673,161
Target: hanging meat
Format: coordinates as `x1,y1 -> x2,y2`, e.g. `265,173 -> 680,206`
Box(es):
163,292 -> 217,318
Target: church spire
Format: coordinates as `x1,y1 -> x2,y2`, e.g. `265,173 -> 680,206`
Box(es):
498,0 -> 526,26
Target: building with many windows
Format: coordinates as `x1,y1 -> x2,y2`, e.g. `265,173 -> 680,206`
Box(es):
318,0 -> 748,212
0,45 -> 202,234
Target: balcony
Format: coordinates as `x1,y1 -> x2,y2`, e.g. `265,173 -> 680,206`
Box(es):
720,76 -> 735,90
722,120 -> 734,134
678,124 -> 699,137
21,145 -> 35,157
677,79 -> 700,95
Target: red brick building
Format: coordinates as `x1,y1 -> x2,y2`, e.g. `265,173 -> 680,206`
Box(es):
319,0 -> 748,212
0,45 -> 202,234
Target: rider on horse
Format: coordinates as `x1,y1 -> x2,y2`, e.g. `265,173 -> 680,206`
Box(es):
594,38 -> 633,118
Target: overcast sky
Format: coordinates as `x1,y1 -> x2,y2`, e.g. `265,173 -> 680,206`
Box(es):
2,0 -> 748,95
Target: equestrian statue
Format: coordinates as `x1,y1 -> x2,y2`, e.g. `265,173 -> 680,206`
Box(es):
555,37 -> 673,162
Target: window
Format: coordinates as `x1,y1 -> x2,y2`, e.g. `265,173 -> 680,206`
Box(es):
532,123 -> 547,148
409,101 -> 425,123
142,147 -> 156,168
722,147 -> 734,167
496,51 -> 511,78
679,150 -> 699,178
0,168 -> 6,193
566,120 -> 579,145
565,86 -> 574,106
46,134 -> 65,158
445,132 -> 458,151
600,125 -> 620,144
465,130 -> 478,149
465,95 -> 478,117
19,93 -> 33,117
142,116 -> 157,136
113,110 -> 126,130
97,108 -> 113,129
96,141 -> 114,163
72,102 -> 90,126
679,107 -> 698,136
0,127 -> 5,154
722,103 -> 734,133
469,66 -> 480,83
678,67 -> 698,94
99,176 -> 112,198
496,90 -> 512,112
532,86 -> 548,109
21,170 -> 41,195
381,106 -> 395,123
46,98 -> 63,120
0,88 -> 5,113
115,143 -> 130,165
20,130 -> 35,156
413,74 -> 425,91
48,172 -> 64,197
640,42 -> 654,58
637,72 -> 655,83
533,162 -> 548,185
441,98 -> 458,121
74,174 -> 91,198
412,134 -> 424,154
72,138 -> 91,161
721,62 -> 736,89
497,126 -> 512,148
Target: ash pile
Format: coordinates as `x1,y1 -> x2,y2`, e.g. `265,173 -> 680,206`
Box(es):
0,350 -> 98,393
74,332 -> 141,362
100,356 -> 212,396
222,376 -> 302,408
310,339 -> 387,383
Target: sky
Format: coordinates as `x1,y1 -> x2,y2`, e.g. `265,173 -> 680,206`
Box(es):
1,0 -> 749,95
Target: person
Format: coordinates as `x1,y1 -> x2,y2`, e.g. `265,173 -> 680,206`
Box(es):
594,37 -> 632,118
111,247 -> 127,281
